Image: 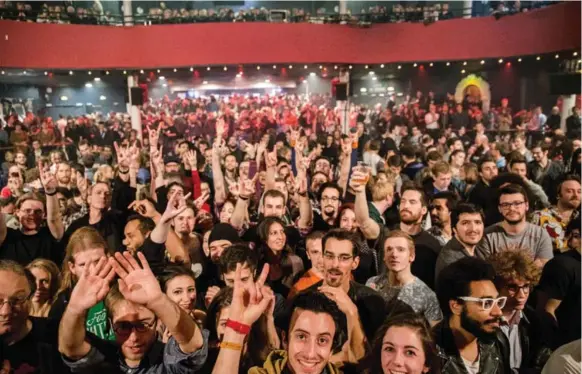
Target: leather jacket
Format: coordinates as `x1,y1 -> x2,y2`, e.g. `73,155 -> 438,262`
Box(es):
494,306 -> 553,374
433,319 -> 510,374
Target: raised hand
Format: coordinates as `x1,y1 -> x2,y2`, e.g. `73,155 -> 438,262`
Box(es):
349,168 -> 368,193
129,145 -> 140,170
238,175 -> 257,199
114,142 -> 130,169
194,191 -> 210,211
38,160 -> 57,193
184,150 -> 197,170
295,174 -> 307,196
265,145 -> 278,169
256,138 -> 269,159
161,191 -> 191,223
68,256 -> 116,315
151,144 -> 164,172
110,251 -> 163,308
216,117 -> 226,138
229,263 -> 273,326
128,199 -> 159,219
204,286 -> 221,309
341,136 -> 352,156
148,125 -> 160,147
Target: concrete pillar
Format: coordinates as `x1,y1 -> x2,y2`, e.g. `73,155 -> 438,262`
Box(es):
339,0 -> 348,15
463,0 -> 472,18
122,0 -> 133,26
127,75 -> 142,141
560,94 -> 576,131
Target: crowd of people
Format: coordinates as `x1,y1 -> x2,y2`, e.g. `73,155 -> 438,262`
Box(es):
0,89 -> 580,374
0,1 -> 560,26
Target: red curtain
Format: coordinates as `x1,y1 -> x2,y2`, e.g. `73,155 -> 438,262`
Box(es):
0,2 -> 579,69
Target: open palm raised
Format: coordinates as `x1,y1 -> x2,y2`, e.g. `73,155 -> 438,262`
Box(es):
69,256 -> 116,314
110,252 -> 163,308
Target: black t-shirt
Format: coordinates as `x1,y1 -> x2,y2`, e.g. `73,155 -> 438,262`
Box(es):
538,250 -> 581,347
3,317 -> 69,374
410,230 -> 442,290
312,212 -> 334,233
64,211 -> 126,253
0,227 -> 62,266
139,236 -> 166,275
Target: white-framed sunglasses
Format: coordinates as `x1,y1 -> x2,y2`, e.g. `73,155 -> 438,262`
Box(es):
457,296 -> 507,311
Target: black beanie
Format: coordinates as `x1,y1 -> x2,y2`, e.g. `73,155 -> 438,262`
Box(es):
208,223 -> 240,246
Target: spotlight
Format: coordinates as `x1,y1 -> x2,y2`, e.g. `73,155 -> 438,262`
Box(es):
304,65 -> 308,69
190,67 -> 194,72
69,71 -> 74,75
574,52 -> 578,57
397,65 -> 402,69
85,83 -> 93,88
372,77 -> 377,80
461,69 -> 466,74
203,81 -> 208,84
88,71 -> 92,75
480,60 -> 485,65
536,56 -> 541,61
265,79 -> 270,83
518,58 -> 522,62
310,72 -> 316,76
163,83 -> 167,87
429,63 -> 433,67
369,71 -> 375,75
498,59 -> 503,63
413,63 -> 417,67
380,64 -> 385,68
273,65 -> 276,69
140,70 -> 144,74
1,71 -> 4,75
207,67 -> 211,71
334,65 -> 338,70
446,62 -> 450,66
44,71 -> 48,76
173,68 -> 177,72
159,76 -> 165,80
223,67 -> 228,71
555,54 -> 559,59
463,61 -> 467,66
123,71 -> 127,75
289,65 -> 293,69
319,65 -> 323,69
302,79 -> 307,83
106,71 -> 110,75
23,71 -> 26,75
257,66 -> 261,70
157,69 -> 160,73
365,65 -> 369,69
349,65 -> 353,69
94,77 -> 101,82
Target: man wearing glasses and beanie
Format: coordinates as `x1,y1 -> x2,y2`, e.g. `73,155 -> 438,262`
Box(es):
434,257 -> 510,374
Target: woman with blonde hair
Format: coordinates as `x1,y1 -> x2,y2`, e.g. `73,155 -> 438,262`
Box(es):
48,226 -> 116,340
26,259 -> 61,317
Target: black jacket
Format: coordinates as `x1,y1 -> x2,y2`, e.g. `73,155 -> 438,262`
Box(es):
433,319 -> 510,374
494,306 -> 553,374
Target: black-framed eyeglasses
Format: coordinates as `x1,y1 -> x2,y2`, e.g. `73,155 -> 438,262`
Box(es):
499,201 -> 525,210
506,284 -> 531,294
323,252 -> 353,263
112,319 -> 157,335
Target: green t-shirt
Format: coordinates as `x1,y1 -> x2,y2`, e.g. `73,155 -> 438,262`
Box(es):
86,301 -> 116,341
368,202 -> 385,226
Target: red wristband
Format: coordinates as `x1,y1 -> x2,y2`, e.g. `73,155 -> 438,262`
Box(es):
226,319 -> 251,335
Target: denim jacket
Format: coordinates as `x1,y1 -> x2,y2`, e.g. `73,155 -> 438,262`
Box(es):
433,319 -> 510,374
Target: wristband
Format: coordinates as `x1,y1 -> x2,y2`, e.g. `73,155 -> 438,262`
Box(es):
45,189 -> 57,196
118,168 -> 129,175
219,341 -> 243,351
226,319 -> 251,335
239,195 -> 250,201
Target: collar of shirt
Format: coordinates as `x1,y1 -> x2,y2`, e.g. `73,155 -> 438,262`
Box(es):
501,310 -> 524,327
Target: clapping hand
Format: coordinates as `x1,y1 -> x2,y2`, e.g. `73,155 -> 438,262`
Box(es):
69,256 -> 116,315
38,160 -> 57,194
110,251 -> 163,308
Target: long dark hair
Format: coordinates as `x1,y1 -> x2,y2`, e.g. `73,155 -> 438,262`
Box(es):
204,287 -> 272,370
360,312 -> 440,374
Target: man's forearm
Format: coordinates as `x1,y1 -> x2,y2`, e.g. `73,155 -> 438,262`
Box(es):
212,154 -> 226,204
46,193 -> 64,240
150,218 -> 170,244
297,195 -> 313,229
337,152 -> 352,196
229,198 -> 249,230
148,295 -> 203,353
355,191 -> 379,240
211,326 -> 246,374
59,307 -> 91,360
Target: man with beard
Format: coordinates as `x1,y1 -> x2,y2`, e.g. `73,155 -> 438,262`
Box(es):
427,191 -> 457,246
532,175 -> 581,253
467,155 -> 499,211
0,163 -> 64,265
528,142 -> 564,200
310,182 -> 342,232
56,161 -> 73,189
59,252 -> 208,373
307,229 -> 387,360
172,203 -> 203,268
288,231 -> 325,299
395,184 -> 442,289
476,184 -> 553,268
434,257 -> 510,374
435,203 -> 485,283
489,250 -> 553,373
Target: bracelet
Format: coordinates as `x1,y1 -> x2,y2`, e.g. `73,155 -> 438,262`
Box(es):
226,319 -> 251,335
297,191 -> 307,197
219,341 -> 243,351
239,195 -> 250,201
45,189 -> 57,196
118,168 -> 129,175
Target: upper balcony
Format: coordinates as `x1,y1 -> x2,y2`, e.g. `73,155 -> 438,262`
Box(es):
0,1 -> 578,69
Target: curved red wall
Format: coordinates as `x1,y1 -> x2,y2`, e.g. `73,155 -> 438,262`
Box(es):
0,2 -> 579,69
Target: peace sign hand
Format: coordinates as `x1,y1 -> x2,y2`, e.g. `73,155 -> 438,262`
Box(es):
38,160 -> 57,194
194,191 -> 210,211
229,263 -> 273,326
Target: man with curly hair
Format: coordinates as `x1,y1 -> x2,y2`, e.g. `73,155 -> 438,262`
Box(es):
488,248 -> 553,373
